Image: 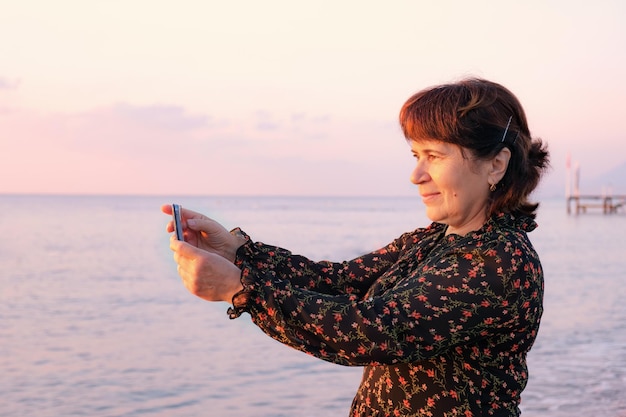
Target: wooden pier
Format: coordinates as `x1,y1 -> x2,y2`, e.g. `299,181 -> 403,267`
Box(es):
565,155 -> 625,215
567,194 -> 626,215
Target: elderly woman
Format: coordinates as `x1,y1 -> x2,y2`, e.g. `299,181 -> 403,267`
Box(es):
163,78 -> 549,416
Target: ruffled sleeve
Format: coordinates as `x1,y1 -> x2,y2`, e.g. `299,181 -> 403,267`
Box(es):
226,228 -> 413,319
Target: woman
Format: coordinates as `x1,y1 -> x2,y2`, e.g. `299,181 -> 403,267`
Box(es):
163,78 -> 549,416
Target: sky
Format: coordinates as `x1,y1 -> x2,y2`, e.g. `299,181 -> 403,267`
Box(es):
1,0 -> 625,197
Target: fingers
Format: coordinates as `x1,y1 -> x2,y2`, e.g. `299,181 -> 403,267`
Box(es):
170,241 -> 218,299
170,243 -> 243,302
170,237 -> 209,265
161,204 -> 209,220
162,205 -> 177,233
162,204 -> 217,232
170,235 -> 192,256
171,240 -> 199,287
165,219 -> 174,233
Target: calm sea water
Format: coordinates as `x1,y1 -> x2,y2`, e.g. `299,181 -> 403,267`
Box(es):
1,195 -> 624,417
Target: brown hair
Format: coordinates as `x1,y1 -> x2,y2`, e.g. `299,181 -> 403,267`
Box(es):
399,77 -> 550,218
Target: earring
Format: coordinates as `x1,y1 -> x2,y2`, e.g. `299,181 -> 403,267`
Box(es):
489,183 -> 497,192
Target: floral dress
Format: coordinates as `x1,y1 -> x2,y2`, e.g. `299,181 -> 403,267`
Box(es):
228,212 -> 544,417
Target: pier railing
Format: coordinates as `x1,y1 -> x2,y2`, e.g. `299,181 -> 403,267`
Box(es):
567,194 -> 626,215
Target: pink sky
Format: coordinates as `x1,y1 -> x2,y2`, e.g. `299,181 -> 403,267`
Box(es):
1,1 -> 625,196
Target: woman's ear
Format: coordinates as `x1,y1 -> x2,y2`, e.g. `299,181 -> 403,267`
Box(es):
488,147 -> 511,185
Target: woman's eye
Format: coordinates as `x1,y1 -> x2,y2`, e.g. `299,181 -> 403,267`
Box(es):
412,153 -> 439,161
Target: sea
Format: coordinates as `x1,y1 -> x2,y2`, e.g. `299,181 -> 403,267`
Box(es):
1,194 -> 624,417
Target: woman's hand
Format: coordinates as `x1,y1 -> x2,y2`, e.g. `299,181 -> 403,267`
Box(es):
161,204 -> 246,263
170,235 -> 244,302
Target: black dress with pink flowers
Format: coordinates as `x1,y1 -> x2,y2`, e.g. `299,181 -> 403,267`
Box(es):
228,212 -> 543,416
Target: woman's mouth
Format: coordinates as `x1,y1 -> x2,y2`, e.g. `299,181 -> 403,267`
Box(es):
420,192 -> 440,204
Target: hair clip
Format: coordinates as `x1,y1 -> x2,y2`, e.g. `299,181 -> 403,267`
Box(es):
501,116 -> 512,143
501,116 -> 519,145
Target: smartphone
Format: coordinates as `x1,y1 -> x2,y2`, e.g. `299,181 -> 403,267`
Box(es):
172,204 -> 184,241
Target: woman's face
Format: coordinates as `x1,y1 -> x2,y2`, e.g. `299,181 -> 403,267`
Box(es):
410,139 -> 492,236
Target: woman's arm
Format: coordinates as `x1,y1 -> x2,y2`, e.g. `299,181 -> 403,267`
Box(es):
233,230 -> 414,298
230,235 -> 543,367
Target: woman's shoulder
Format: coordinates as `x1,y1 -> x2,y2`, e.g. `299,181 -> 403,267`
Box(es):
493,211 -> 537,232
467,212 -> 540,261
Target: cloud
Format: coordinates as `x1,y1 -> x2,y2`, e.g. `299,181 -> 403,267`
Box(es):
248,110 -> 334,144
5,97 -> 618,198
0,101 -> 411,195
59,103 -> 222,158
254,110 -> 279,131
0,77 -> 19,90
0,103 -> 218,194
107,103 -> 209,131
0,77 -> 20,112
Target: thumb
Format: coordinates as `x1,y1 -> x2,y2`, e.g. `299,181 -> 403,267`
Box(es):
186,217 -> 222,233
172,237 -> 206,258
186,218 -> 207,230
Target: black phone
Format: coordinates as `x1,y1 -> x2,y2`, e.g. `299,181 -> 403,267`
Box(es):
172,204 -> 184,241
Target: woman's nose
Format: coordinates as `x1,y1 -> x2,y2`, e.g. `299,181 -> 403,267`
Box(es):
410,163 -> 428,185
